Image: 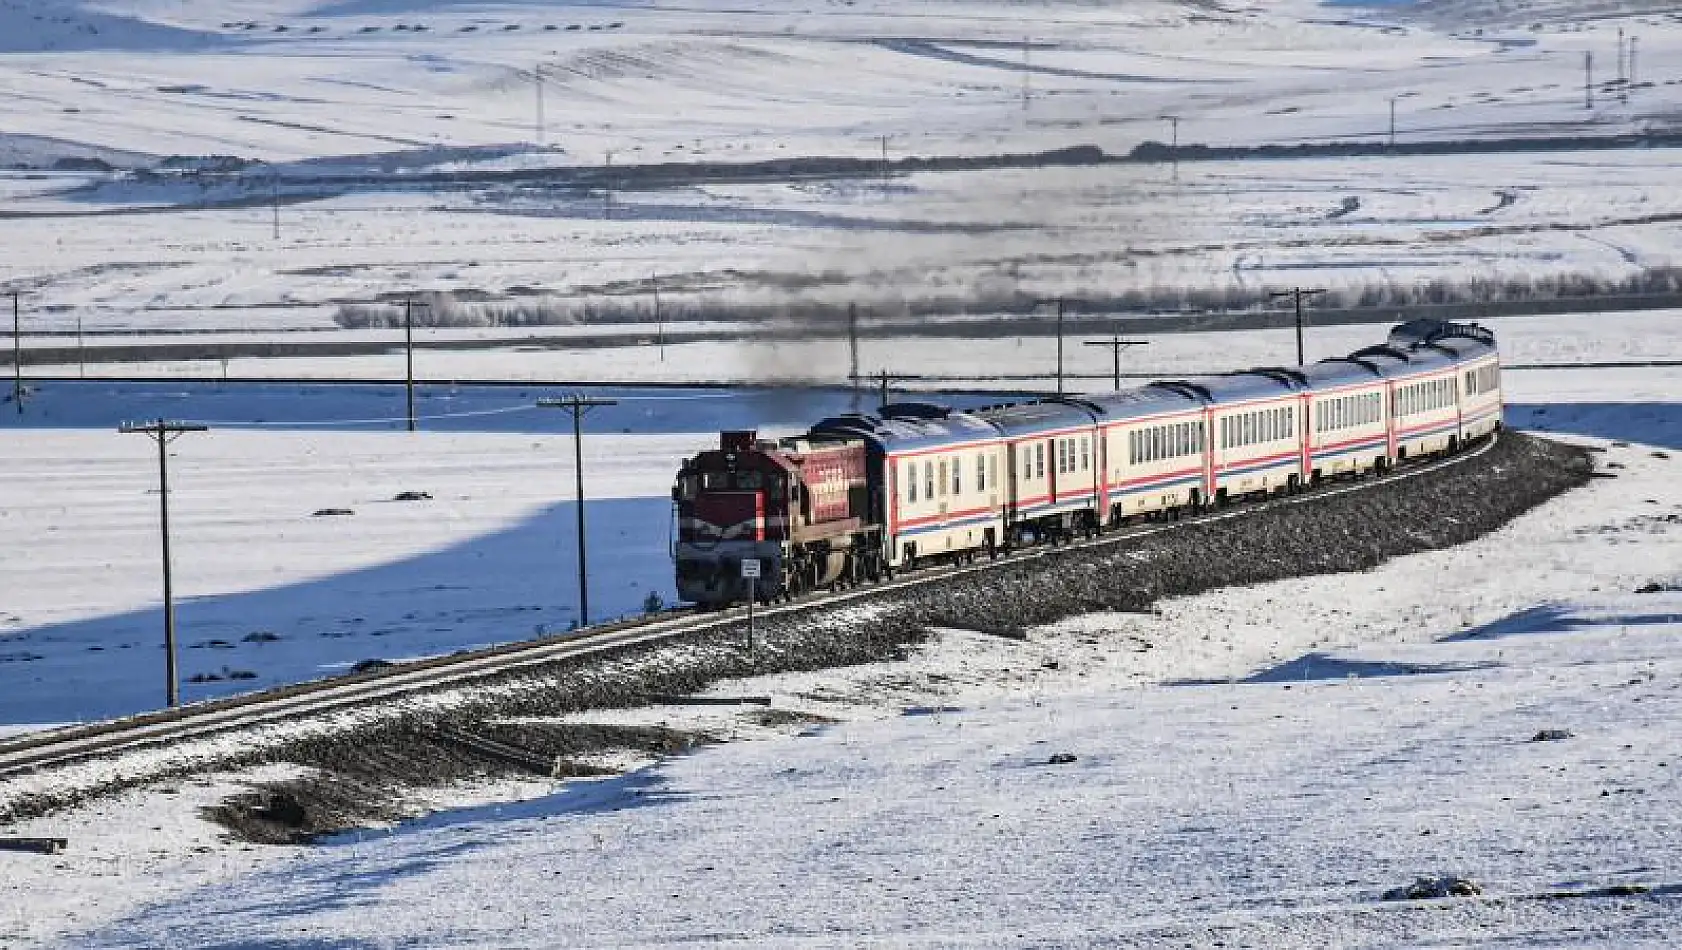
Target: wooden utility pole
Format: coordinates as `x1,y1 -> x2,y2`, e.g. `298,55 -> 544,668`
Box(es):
120,419 -> 209,708
1270,288 -> 1328,366
403,298 -> 428,432
1082,337 -> 1150,391
848,304 -> 860,399
1160,115 -> 1181,181
538,395 -> 618,627
1033,297 -> 1072,394
652,276 -> 664,361
9,292 -> 19,414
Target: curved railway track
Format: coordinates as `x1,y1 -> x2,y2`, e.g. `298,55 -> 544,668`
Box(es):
0,432 -> 1501,786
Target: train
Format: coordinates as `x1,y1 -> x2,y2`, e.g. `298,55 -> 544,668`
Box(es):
671,319 -> 1503,606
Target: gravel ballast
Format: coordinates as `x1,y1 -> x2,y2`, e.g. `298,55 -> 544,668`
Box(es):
1,432 -> 1594,835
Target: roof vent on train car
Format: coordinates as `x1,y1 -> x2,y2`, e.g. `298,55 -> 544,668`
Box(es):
1149,380 -> 1212,401
1350,344 -> 1412,363
879,402 -> 952,420
1243,367 -> 1308,388
1388,319 -> 1496,348
1315,356 -> 1384,376
720,430 -> 757,452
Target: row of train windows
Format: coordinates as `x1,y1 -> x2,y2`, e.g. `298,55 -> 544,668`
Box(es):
904,454 -> 996,504
1316,393 -> 1381,433
1053,436 -> 1092,476
1220,406 -> 1294,450
1397,376 -> 1456,416
1130,421 -> 1203,465
1465,364 -> 1500,396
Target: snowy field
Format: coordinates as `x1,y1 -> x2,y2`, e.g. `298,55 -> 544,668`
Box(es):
10,306 -> 1681,389
2,0 -> 1682,336
0,394 -> 1676,947
4,0 -> 1682,946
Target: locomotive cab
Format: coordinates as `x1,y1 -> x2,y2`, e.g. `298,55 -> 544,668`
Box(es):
673,430 -> 877,606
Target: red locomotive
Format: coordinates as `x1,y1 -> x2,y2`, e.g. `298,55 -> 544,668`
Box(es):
672,430 -> 886,604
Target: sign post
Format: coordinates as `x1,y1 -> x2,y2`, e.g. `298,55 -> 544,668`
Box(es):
741,558 -> 761,656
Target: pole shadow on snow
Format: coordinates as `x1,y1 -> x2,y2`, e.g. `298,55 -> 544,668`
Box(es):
0,496 -> 675,726
1442,604 -> 1682,643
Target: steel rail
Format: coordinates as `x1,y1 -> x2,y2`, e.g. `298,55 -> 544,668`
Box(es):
0,432 -> 1500,784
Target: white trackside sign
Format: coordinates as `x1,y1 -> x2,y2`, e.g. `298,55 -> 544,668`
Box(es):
741,559 -> 761,579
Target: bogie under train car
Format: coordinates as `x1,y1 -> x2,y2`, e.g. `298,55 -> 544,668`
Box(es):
672,319 -> 1503,606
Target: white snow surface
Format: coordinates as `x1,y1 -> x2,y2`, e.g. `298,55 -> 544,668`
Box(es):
0,428 -> 704,723
0,360 -> 1676,947
2,0 -> 1682,332
3,0 -> 1682,945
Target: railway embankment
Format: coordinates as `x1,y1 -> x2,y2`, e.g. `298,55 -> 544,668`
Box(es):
2,432 -> 1593,840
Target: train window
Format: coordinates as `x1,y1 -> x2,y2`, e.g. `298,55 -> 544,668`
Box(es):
1081,437 -> 1091,470
905,462 -> 917,502
1194,423 -> 1204,453
1022,447 -> 1031,478
1287,406 -> 1295,434
1128,430 -> 1137,465
953,456 -> 962,495
989,454 -> 998,491
977,455 -> 986,493
1242,413 -> 1253,446
924,462 -> 935,500
1036,443 -> 1046,479
938,459 -> 948,497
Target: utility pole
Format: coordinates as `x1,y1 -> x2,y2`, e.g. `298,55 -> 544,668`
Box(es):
1389,96 -> 1398,148
1585,50 -> 1594,109
76,314 -> 85,379
1618,27 -> 1626,85
604,150 -> 614,220
534,63 -> 545,146
403,298 -> 428,432
1160,114 -> 1181,181
270,170 -> 280,240
879,369 -> 891,409
652,276 -> 664,362
848,303 -> 860,400
1630,36 -> 1639,91
879,134 -> 891,196
9,291 -> 20,414
120,419 -> 209,708
1034,297 -> 1072,394
537,395 -> 618,628
1022,37 -> 1031,110
1270,288 -> 1327,366
1082,337 -> 1150,391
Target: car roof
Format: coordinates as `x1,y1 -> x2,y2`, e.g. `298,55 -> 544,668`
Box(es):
1065,384 -> 1207,422
969,398 -> 1098,437
810,404 -> 997,453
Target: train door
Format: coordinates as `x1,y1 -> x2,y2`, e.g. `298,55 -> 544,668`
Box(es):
1202,408 -> 1218,501
1383,381 -> 1398,459
1298,394 -> 1312,476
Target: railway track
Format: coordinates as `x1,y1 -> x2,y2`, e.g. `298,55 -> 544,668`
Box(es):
0,433 -> 1501,787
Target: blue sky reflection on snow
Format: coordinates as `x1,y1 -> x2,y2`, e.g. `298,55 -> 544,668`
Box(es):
0,495 -> 671,725
0,380 -> 942,434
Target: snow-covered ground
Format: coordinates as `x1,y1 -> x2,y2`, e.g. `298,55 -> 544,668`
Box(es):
0,428 -> 709,724
4,1 -> 1682,945
11,307 -> 1680,389
2,0 -> 1682,334
1,398 -> 1675,948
